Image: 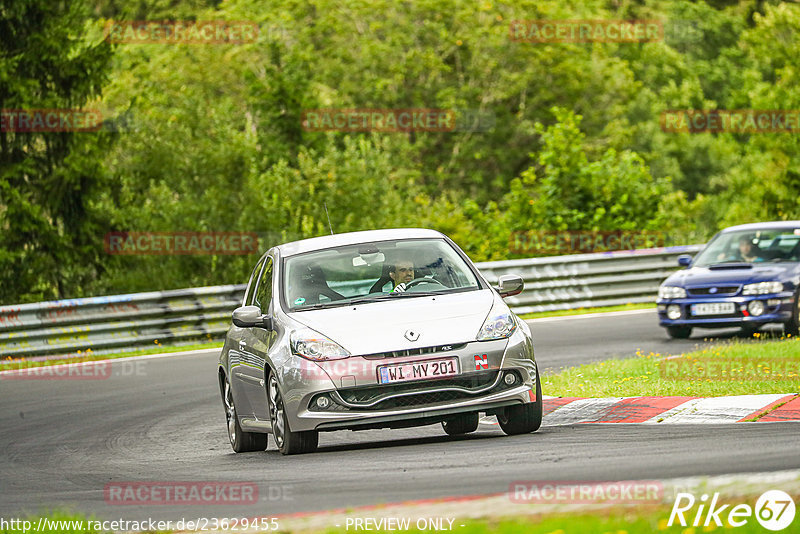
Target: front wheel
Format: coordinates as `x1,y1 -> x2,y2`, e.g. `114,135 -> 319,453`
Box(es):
268,373 -> 318,455
223,376 -> 267,453
498,367 -> 542,436
666,326 -> 692,339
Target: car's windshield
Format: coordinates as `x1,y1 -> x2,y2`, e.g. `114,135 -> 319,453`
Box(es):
282,238 -> 482,311
692,227 -> 800,267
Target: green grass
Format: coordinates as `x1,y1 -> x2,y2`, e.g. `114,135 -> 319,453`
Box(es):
0,341 -> 223,372
519,302 -> 654,320
543,336 -> 800,397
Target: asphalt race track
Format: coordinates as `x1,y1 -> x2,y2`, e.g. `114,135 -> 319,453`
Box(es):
1,310 -> 798,521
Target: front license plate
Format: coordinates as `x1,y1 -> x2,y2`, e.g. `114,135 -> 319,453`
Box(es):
378,357 -> 460,384
691,302 -> 735,316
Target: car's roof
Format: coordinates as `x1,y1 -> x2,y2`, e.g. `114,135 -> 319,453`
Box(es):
720,221 -> 800,233
275,228 -> 447,257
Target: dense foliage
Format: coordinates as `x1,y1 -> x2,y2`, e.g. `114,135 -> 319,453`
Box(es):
2,0 -> 799,303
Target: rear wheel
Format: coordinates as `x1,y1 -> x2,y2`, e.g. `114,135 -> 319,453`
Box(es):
784,290 -> 800,337
268,373 -> 318,455
442,412 -> 479,436
498,367 -> 542,436
666,326 -> 692,339
223,376 -> 267,453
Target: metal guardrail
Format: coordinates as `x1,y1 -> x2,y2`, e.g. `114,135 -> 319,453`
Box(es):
0,245 -> 703,359
477,244 -> 704,315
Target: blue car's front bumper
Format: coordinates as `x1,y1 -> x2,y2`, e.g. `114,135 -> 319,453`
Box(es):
657,291 -> 795,329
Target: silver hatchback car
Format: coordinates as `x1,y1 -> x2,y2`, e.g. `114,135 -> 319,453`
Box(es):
218,228 -> 541,454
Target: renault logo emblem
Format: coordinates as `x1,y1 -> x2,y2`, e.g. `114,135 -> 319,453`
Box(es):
404,329 -> 420,342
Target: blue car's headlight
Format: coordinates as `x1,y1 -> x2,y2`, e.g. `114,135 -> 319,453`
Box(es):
742,281 -> 783,295
658,286 -> 687,299
477,311 -> 517,341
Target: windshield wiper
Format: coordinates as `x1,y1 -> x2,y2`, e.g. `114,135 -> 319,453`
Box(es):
387,291 -> 441,298
348,295 -> 396,305
348,291 -> 442,305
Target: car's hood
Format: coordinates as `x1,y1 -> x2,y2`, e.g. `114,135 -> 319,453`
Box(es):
665,262 -> 799,287
288,289 -> 497,355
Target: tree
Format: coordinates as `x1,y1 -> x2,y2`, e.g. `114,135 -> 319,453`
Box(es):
0,0 -> 113,303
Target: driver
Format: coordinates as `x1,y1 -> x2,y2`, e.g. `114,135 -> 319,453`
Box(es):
737,236 -> 763,262
388,259 -> 415,293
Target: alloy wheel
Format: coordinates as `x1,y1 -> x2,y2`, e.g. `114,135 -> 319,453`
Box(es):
268,374 -> 285,448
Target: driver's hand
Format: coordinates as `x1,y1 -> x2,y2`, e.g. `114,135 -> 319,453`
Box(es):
392,283 -> 407,293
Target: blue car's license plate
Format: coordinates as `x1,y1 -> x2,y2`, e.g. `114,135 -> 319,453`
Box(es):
691,302 -> 735,315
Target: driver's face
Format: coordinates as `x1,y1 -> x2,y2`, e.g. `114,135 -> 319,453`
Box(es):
739,241 -> 753,256
391,261 -> 415,284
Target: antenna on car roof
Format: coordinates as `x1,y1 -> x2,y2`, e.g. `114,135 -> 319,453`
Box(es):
324,202 -> 334,235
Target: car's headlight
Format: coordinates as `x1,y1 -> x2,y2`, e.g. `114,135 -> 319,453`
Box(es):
290,328 -> 350,361
477,311 -> 517,341
658,286 -> 687,299
742,281 -> 783,295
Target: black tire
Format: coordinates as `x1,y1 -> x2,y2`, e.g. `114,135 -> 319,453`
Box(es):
666,326 -> 692,339
442,412 -> 479,436
268,373 -> 318,455
498,367 -> 543,436
784,290 -> 800,337
223,376 -> 267,453
740,324 -> 760,337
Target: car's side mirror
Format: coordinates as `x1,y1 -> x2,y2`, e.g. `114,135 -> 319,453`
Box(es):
677,254 -> 693,267
497,274 -> 524,298
232,305 -> 273,330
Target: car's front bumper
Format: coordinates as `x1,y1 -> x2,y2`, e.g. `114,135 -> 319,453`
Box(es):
281,327 -> 538,432
657,291 -> 795,329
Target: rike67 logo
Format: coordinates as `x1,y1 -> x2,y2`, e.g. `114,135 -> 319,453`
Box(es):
668,490 -> 796,531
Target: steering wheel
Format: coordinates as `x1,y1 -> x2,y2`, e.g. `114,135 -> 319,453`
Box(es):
404,277 -> 445,289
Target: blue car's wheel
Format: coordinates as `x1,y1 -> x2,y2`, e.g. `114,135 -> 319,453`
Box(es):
785,290 -> 800,337
667,326 -> 692,339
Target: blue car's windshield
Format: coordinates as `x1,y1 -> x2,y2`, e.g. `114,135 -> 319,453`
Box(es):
693,228 -> 800,267
282,238 -> 482,311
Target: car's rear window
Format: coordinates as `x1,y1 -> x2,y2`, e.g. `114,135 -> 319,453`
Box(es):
281,238 -> 482,310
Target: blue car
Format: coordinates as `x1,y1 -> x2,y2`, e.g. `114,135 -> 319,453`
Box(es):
657,221 -> 800,339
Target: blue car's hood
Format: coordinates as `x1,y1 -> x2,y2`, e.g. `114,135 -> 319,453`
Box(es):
665,262 -> 799,287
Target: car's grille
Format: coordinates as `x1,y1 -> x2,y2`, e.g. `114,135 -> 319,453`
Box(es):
362,342 -> 469,360
319,370 -> 520,412
687,286 -> 740,296
339,371 -> 499,404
